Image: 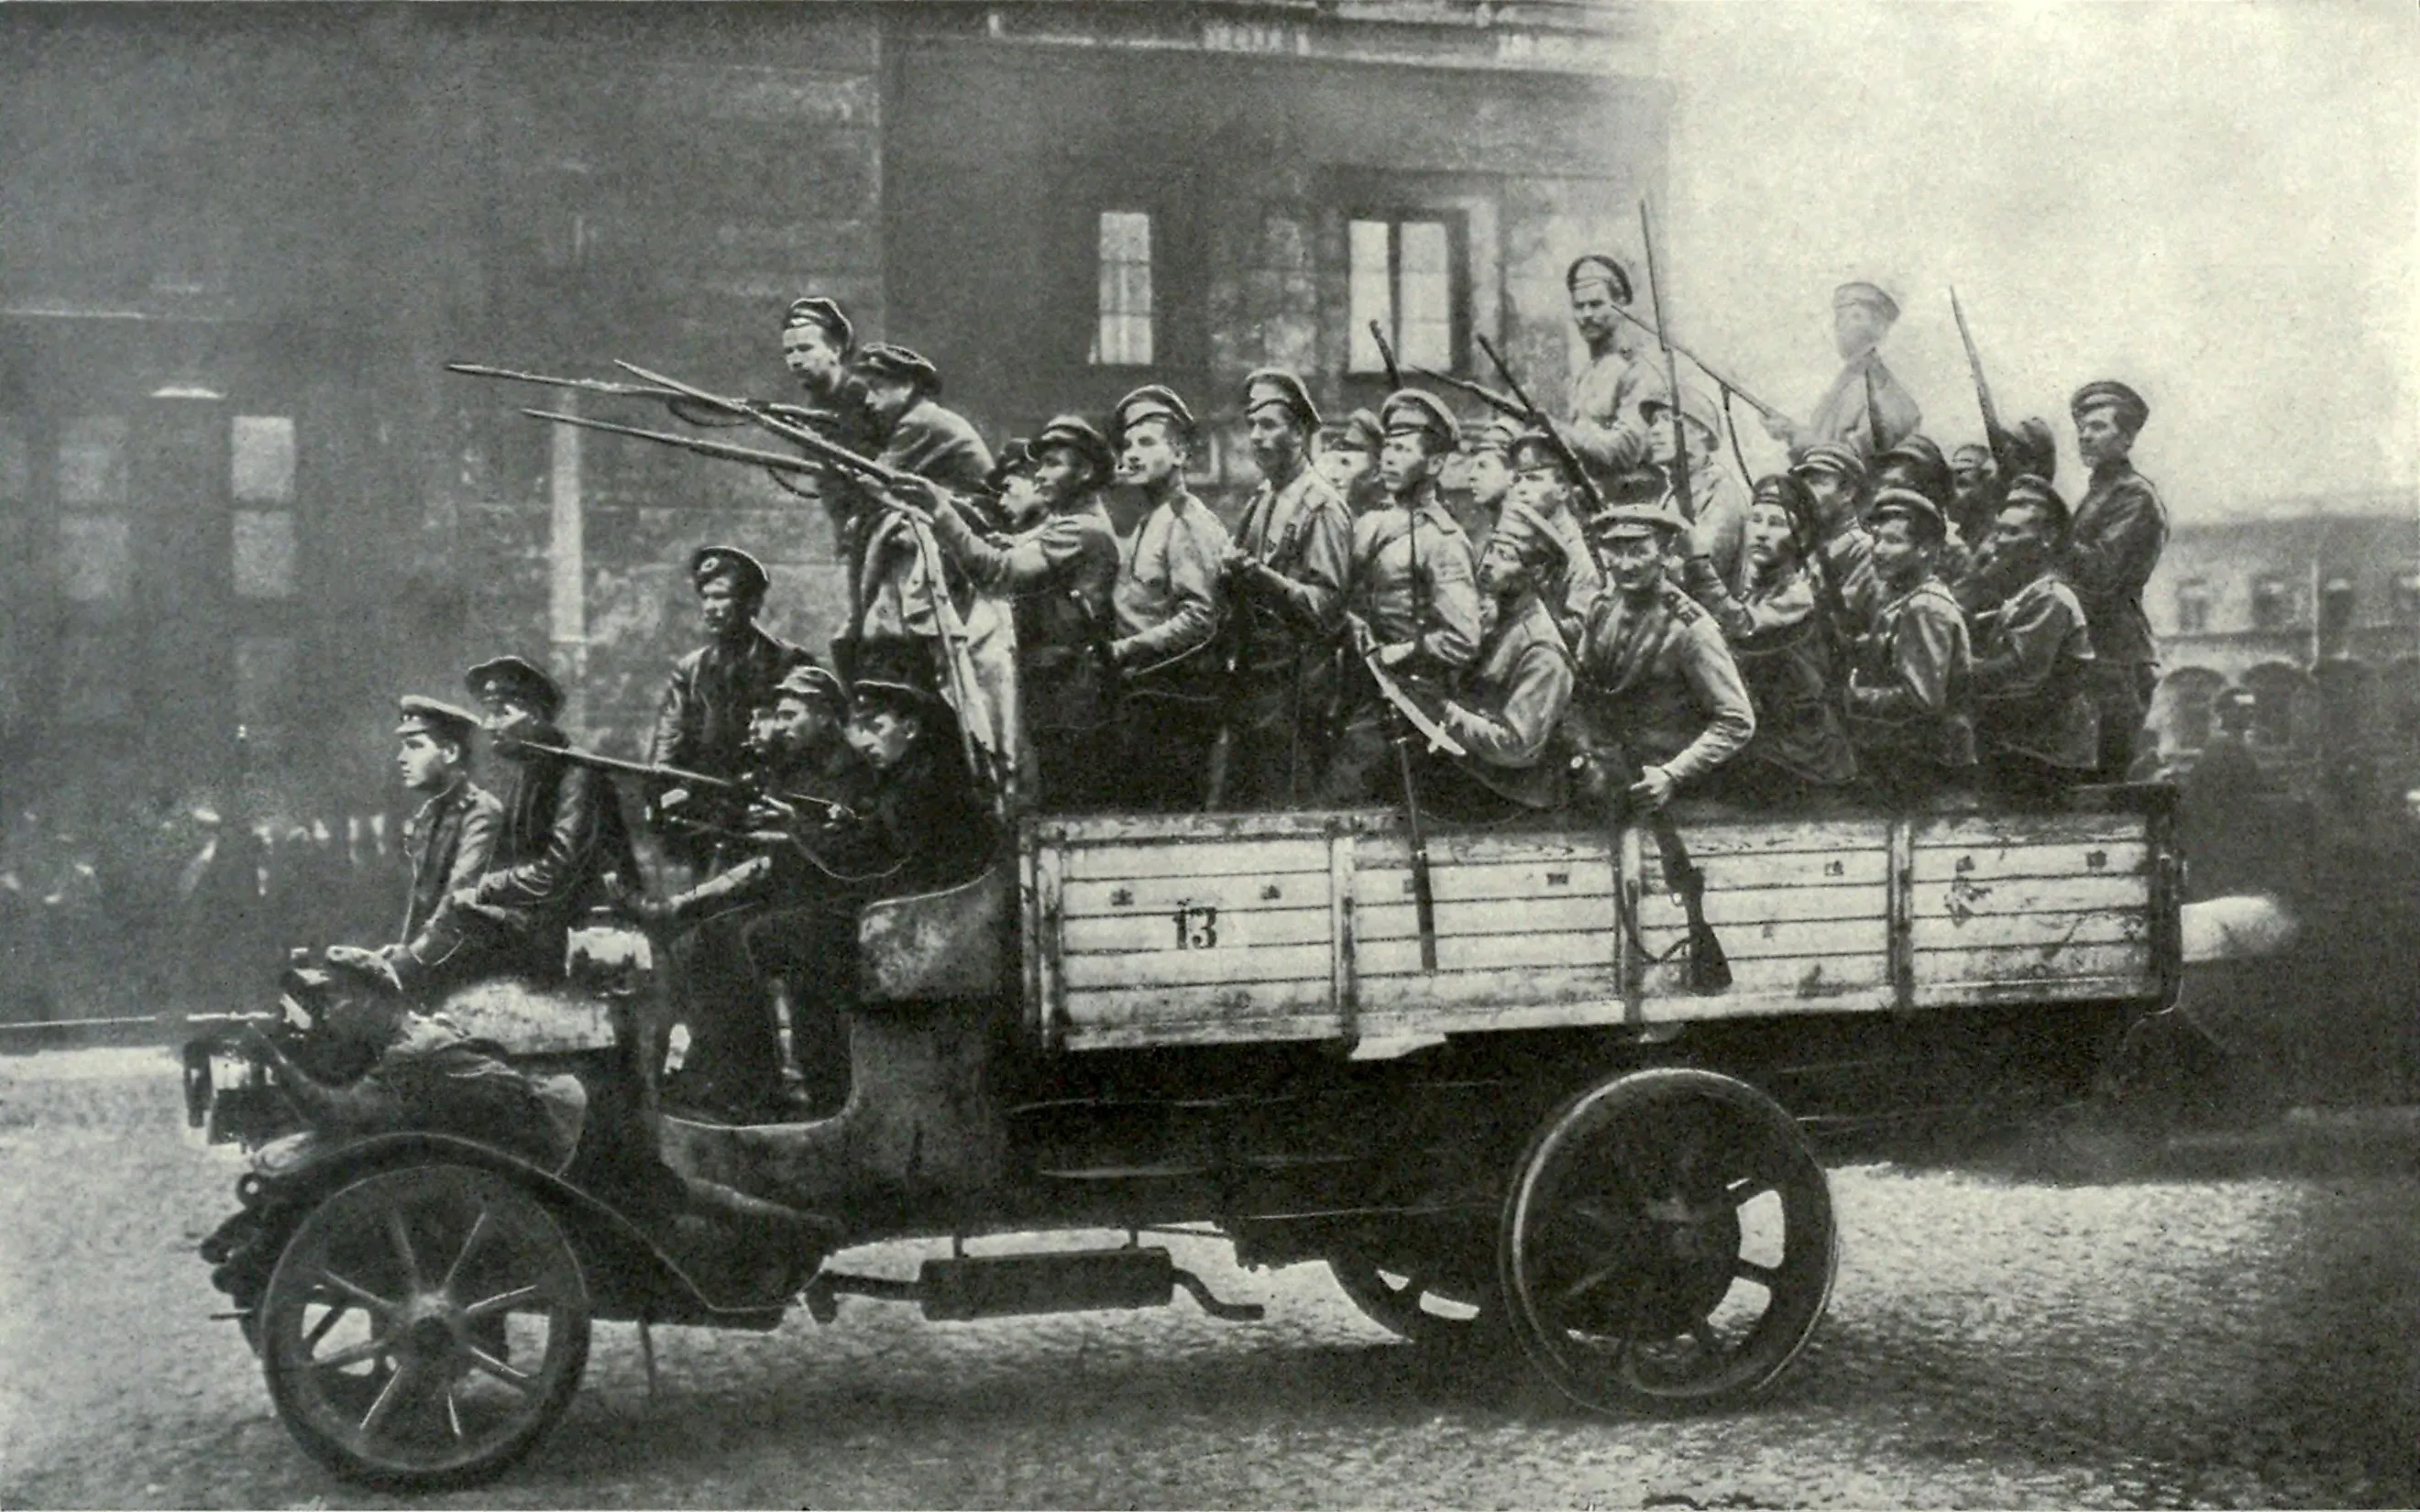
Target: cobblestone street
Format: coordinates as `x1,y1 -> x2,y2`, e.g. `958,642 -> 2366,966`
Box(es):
3,1052 -> 2415,1509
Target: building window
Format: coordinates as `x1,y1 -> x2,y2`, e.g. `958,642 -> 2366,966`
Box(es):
1348,214 -> 1464,375
2250,575 -> 2294,631
2174,578 -> 2211,635
231,415 -> 296,504
2392,568 -> 2420,623
1090,210 -> 1155,367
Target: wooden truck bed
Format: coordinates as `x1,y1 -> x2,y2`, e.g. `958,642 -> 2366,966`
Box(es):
1018,796 -> 2180,1053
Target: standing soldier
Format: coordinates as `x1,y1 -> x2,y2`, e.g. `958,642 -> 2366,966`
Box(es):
773,297 -> 881,556
2064,380 -> 2167,781
1842,491 -> 1977,797
1320,389 -> 1482,805
1434,494 -> 1578,816
923,414 -> 1122,812
1569,487 -> 1755,812
1762,281 -> 1922,460
1315,407 -> 1386,515
1970,477 -> 2100,799
1559,253 -> 1668,482
648,546 -> 809,861
854,344 -> 994,496
1643,385 -> 1748,584
1106,386 -> 1232,810
1219,368 -> 1352,809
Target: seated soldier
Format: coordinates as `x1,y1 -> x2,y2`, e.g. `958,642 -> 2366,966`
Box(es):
647,546 -> 808,869
389,656 -> 639,997
1568,482 -> 1755,812
1970,476 -> 2100,799
335,696 -> 502,990
1876,434 -> 1974,587
732,652 -> 994,1119
1499,427 -> 1603,648
1679,473 -> 1860,805
923,414 -> 1121,814
1320,389 -> 1482,805
1431,491 -> 1577,819
1842,490 -> 1978,798
1789,442 -> 1884,623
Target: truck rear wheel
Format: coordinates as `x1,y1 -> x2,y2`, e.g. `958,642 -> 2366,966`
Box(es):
1499,1068 -> 1835,1415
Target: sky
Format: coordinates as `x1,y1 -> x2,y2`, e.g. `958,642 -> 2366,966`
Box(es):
1642,0 -> 2416,519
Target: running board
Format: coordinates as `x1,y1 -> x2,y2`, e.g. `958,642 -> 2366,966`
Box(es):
805,1245 -> 1264,1325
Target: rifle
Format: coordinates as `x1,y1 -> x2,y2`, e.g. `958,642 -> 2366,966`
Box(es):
1949,286 -> 2014,467
1600,308 -> 1791,423
1347,614 -> 1459,972
1369,319 -> 1402,391
1592,740 -> 1732,994
1639,202 -> 1694,528
506,740 -> 859,825
449,360 -> 840,434
1474,332 -> 1606,521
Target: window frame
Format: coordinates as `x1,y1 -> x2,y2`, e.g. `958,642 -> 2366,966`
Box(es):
1344,206 -> 1474,379
1088,208 -> 1160,371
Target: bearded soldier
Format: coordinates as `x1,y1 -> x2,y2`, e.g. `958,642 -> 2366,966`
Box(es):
1106,385 -> 1231,810
2064,379 -> 2167,781
1433,492 -> 1577,817
1320,389 -> 1481,805
1219,368 -> 1352,808
1763,281 -> 1921,461
1559,253 -> 1668,482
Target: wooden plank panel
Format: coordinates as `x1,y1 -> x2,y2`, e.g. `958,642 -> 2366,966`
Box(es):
1641,953 -> 1890,1000
1913,813 -> 2147,849
1358,893 -> 1618,942
1355,829 -> 1612,869
1061,836 -> 1333,882
1910,942 -> 2153,985
1033,810 -> 1364,846
1909,975 -> 2153,1009
1359,981 -> 1901,1036
1058,980 -> 1335,1047
1063,1013 -> 1343,1050
1636,883 -> 1886,927
1908,874 -> 2150,916
1358,928 -> 1621,978
1062,871 -> 1332,918
1354,860 -> 1616,904
1062,906 -> 1332,955
1909,910 -> 2150,952
1633,916 -> 1889,961
1656,818 -> 1893,858
1907,841 -> 2149,883
1062,941 -> 1332,991
1640,849 -> 1891,890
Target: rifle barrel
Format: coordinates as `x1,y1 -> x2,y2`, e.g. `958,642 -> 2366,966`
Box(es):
521,409 -> 821,477
612,360 -> 915,490
446,361 -> 686,401
1603,307 -> 1787,422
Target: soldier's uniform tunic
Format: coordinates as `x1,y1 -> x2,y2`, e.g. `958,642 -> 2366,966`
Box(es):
1572,584 -> 1756,796
1971,568 -> 2100,793
932,497 -> 1121,811
1436,590 -> 1576,815
1564,347 -> 1671,481
394,777 -> 501,960
1681,556 -> 1858,799
648,623 -> 810,783
1320,487 -> 1482,805
1112,488 -> 1232,811
1226,463 -> 1352,807
1844,576 -> 1977,792
2063,458 -> 2167,781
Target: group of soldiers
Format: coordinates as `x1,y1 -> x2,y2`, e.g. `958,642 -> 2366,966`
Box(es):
314,256 -> 2168,1122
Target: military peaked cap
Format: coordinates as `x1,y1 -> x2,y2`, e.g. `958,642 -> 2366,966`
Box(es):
1489,499 -> 1569,570
689,544 -> 770,598
1876,433 -> 1954,508
1832,281 -> 1902,323
1565,254 -> 1634,305
2000,474 -> 2071,537
2071,379 -> 2149,434
1033,412 -> 1116,481
395,696 -> 480,747
781,296 -> 853,350
1464,416 -> 1525,460
985,436 -> 1037,494
844,639 -> 953,718
853,344 -> 942,397
775,662 -> 849,707
1111,384 -> 1195,443
1791,441 -> 1870,489
464,654 -> 563,718
1243,368 -> 1321,431
1322,408 -> 1384,455
2008,415 -> 2060,484
1641,386 -> 1723,443
1589,494 -> 1690,542
1868,486 -> 1947,542
1379,389 -> 1461,452
1751,471 -> 1818,526
1507,427 -> 1582,482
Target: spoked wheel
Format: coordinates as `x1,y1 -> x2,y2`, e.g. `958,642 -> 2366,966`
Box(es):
258,1164 -> 591,1490
1500,1068 -> 1836,1415
1327,1256 -> 1489,1346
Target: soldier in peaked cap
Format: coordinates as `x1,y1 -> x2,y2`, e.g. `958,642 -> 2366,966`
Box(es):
924,411 -> 1122,812
1643,384 -> 1749,585
1562,252 -> 1671,484
1568,480 -> 1755,812
1842,489 -> 1977,797
1876,433 -> 1974,586
648,545 -> 812,867
1218,367 -> 1354,808
773,297 -> 884,566
1318,388 -> 1484,805
1764,280 -> 1922,461
1970,475 -> 2100,798
1432,497 -> 1578,817
1457,414 -> 1524,547
344,696 -> 503,990
2065,378 -> 2166,781
1790,440 -> 1886,624
1104,384 -> 1234,810
852,344 -> 996,499
1315,406 -> 1387,516
1503,426 -> 1604,646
